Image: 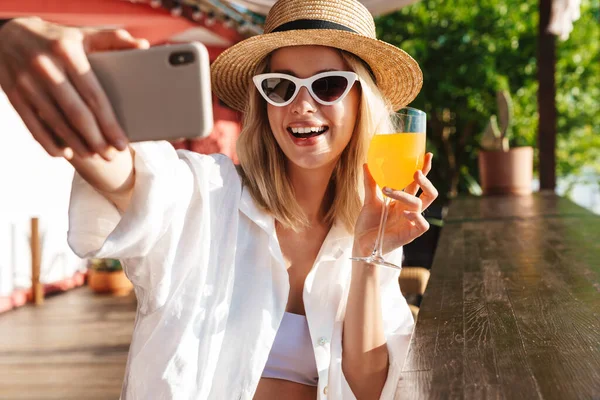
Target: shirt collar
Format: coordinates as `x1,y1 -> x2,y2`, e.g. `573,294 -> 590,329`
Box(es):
239,185 -> 275,235
239,186 -> 353,246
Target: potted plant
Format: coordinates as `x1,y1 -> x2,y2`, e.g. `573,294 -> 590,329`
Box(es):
478,89 -> 534,195
87,258 -> 133,296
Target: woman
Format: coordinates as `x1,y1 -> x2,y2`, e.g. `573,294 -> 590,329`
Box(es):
0,0 -> 438,399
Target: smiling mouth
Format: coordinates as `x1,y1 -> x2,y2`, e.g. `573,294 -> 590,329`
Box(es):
287,126 -> 330,139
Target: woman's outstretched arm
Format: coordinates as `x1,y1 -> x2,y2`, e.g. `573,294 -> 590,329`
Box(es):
0,18 -> 151,212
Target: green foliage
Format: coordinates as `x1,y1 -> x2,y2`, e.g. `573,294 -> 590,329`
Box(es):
377,0 -> 600,201
554,1 -> 600,184
88,258 -> 123,272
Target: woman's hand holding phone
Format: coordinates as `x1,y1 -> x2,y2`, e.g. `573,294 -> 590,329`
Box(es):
0,17 -> 149,161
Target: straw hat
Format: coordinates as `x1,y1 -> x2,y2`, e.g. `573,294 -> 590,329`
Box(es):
211,0 -> 423,112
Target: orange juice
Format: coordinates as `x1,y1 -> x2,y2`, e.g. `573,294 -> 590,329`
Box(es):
367,132 -> 426,190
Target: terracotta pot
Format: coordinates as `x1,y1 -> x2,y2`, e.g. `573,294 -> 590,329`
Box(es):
88,269 -> 133,296
478,146 -> 534,195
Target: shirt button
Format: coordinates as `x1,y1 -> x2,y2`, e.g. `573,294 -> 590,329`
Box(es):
317,336 -> 329,346
323,386 -> 328,395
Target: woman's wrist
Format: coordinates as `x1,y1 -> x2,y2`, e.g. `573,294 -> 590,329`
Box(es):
351,243 -> 379,276
352,239 -> 373,259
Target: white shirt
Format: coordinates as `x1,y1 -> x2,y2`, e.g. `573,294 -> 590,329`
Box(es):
67,141 -> 414,400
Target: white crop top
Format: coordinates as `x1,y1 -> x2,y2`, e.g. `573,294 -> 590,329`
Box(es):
261,312 -> 319,386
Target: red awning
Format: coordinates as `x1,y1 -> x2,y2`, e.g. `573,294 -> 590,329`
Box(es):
0,0 -> 243,59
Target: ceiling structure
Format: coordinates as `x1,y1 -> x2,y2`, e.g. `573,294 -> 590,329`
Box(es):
0,0 -> 244,59
223,0 -> 420,17
0,0 -> 419,53
153,0 -> 420,36
0,0 -> 576,190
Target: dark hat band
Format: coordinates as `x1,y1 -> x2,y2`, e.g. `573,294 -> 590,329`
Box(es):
270,18 -> 376,80
271,19 -> 358,34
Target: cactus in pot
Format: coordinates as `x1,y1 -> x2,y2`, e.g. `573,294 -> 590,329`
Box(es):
480,89 -> 513,152
478,87 -> 533,195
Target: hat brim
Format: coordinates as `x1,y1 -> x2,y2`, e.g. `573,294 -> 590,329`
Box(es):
211,29 -> 423,112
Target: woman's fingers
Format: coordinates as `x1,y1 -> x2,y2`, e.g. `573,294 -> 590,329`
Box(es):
0,19 -> 135,161
8,90 -> 70,158
422,152 -> 433,175
58,35 -> 130,151
31,53 -> 114,161
415,170 -> 439,211
83,28 -> 150,52
16,71 -> 93,158
383,187 -> 422,212
403,211 -> 430,235
405,152 -> 433,196
403,182 -> 419,197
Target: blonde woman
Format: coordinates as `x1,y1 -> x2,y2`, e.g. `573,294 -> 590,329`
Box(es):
0,0 -> 438,399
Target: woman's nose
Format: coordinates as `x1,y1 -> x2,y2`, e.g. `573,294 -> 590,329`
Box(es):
290,86 -> 317,114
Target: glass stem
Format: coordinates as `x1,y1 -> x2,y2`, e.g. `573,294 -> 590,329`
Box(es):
371,196 -> 392,258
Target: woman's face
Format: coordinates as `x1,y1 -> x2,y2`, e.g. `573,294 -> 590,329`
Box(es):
266,46 -> 360,171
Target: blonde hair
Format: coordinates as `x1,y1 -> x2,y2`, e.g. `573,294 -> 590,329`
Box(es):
236,49 -> 393,233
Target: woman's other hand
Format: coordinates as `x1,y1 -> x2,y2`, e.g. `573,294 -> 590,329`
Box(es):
0,17 -> 149,161
354,153 -> 439,257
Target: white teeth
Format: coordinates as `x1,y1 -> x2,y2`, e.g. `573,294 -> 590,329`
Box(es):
290,126 -> 326,134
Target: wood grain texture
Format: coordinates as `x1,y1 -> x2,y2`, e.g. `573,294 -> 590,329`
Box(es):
398,193 -> 600,400
0,287 -> 136,400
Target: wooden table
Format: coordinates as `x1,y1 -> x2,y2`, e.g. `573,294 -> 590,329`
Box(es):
399,192 -> 600,399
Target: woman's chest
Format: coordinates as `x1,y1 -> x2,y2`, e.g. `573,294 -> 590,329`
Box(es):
215,214 -> 352,332
277,226 -> 330,315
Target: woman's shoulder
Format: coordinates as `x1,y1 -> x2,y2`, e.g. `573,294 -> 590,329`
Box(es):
176,148 -> 231,165
131,141 -> 243,197
175,149 -> 242,188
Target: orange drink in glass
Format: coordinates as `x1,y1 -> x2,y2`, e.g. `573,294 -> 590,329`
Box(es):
367,132 -> 426,191
351,107 -> 427,269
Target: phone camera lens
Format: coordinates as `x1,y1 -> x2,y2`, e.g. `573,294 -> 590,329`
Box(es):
169,51 -> 195,66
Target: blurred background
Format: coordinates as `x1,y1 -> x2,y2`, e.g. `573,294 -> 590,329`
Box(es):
380,0 -> 599,210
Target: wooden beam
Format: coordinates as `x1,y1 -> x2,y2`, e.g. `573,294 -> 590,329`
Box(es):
537,0 -> 557,191
30,217 -> 44,306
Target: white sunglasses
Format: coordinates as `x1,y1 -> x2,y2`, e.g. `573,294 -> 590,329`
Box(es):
252,71 -> 359,107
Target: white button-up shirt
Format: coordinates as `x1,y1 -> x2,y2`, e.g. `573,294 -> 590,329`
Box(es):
67,141 -> 414,400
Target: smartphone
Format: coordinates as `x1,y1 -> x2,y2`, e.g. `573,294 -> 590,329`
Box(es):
88,43 -> 213,142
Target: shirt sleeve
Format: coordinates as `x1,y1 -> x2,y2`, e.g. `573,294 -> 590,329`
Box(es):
66,141 -> 235,313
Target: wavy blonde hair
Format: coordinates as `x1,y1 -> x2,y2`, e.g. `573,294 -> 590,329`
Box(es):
236,49 -> 393,233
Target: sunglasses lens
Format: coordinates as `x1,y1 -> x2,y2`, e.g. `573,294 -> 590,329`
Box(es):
312,76 -> 349,102
261,77 -> 297,104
